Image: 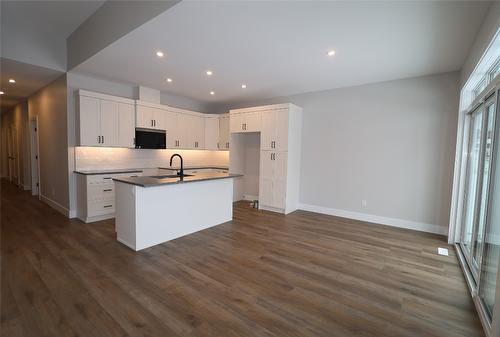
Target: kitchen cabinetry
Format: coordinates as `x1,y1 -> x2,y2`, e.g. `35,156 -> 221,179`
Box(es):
204,116 -> 220,150
76,171 -> 142,223
77,91 -> 135,148
218,115 -> 230,150
230,111 -> 262,133
261,108 -> 288,151
229,103 -> 302,214
186,115 -> 205,149
136,105 -> 165,130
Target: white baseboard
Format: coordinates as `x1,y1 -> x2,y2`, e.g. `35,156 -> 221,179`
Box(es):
69,209 -> 77,219
40,195 -> 70,218
298,203 -> 448,235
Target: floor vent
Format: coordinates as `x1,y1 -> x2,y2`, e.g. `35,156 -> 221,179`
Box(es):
438,247 -> 449,256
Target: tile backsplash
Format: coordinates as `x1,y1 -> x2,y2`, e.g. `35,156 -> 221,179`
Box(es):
75,147 -> 229,170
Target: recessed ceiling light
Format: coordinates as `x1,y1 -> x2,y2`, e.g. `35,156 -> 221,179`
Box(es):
206,70 -> 213,76
210,91 -> 215,95
241,84 -> 247,89
166,78 -> 173,83
8,79 -> 15,83
0,91 -> 4,95
156,51 -> 164,57
327,50 -> 336,56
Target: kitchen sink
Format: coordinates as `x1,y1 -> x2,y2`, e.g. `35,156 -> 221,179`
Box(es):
150,174 -> 194,179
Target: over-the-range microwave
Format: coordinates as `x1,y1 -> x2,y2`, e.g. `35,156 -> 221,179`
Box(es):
135,128 -> 166,149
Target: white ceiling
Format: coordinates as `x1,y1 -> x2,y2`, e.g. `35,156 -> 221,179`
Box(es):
0,58 -> 63,111
74,1 -> 490,106
1,0 -> 104,71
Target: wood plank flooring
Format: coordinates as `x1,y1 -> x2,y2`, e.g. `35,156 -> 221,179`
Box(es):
1,181 -> 484,337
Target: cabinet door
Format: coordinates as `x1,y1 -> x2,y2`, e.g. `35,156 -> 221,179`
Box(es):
204,117 -> 219,150
152,108 -> 165,130
100,100 -> 119,146
275,109 -> 289,151
272,152 -> 287,208
245,111 -> 262,132
273,180 -> 286,209
79,95 -> 100,146
230,113 -> 245,133
219,116 -> 230,149
260,110 -> 276,150
192,116 -> 205,149
118,103 -> 135,148
260,151 -> 274,180
136,105 -> 154,128
176,114 -> 189,148
164,110 -> 177,148
259,178 -> 274,207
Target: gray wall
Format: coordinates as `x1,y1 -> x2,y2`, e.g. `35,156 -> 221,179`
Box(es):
28,75 -> 69,210
224,72 -> 460,233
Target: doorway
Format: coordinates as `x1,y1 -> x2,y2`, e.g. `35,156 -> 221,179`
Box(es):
7,126 -> 20,186
30,119 -> 40,196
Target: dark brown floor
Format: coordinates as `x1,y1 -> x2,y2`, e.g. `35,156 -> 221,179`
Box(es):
1,180 -> 484,337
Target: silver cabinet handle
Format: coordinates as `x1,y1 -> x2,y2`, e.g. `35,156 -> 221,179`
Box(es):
103,205 -> 113,208
98,136 -> 100,143
103,189 -> 112,192
102,135 -> 104,143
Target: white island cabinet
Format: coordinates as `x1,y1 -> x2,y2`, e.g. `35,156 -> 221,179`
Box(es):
113,173 -> 240,251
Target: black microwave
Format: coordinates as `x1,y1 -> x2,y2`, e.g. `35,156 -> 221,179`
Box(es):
135,129 -> 166,149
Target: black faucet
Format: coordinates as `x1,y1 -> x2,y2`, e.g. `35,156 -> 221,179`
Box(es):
169,154 -> 184,178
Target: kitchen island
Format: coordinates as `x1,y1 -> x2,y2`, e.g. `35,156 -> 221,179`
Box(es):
113,172 -> 241,251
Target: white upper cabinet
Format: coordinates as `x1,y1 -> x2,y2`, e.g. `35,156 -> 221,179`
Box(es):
79,95 -> 100,146
136,105 -> 165,130
186,115 -> 205,149
218,115 -> 230,150
117,103 -> 135,148
78,91 -> 135,148
230,111 -> 262,133
204,116 -> 219,150
260,108 -> 288,151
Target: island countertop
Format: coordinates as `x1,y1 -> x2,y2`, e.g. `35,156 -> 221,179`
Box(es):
113,172 -> 242,187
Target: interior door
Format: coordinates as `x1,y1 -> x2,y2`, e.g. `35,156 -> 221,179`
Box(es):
100,100 -> 119,146
79,95 -> 100,146
118,103 -> 135,148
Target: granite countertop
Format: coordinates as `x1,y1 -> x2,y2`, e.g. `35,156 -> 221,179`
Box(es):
113,172 -> 242,187
74,166 -> 229,175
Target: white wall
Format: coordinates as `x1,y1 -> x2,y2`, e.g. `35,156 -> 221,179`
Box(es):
28,75 -> 70,213
224,72 -> 460,234
460,1 -> 500,86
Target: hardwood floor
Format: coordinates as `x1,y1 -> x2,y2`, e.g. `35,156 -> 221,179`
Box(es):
1,181 -> 484,337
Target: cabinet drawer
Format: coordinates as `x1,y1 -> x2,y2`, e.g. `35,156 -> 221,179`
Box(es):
88,184 -> 115,200
88,200 -> 115,216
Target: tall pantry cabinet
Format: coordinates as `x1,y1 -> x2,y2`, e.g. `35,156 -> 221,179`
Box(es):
229,104 -> 302,214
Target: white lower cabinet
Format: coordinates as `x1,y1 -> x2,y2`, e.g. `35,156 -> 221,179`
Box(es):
76,172 -> 142,223
259,151 -> 287,209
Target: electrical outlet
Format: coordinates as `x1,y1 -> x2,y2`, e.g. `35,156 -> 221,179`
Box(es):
438,247 -> 449,256
361,199 -> 367,208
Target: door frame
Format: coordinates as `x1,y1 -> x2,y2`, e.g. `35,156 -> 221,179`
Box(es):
30,117 -> 40,197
